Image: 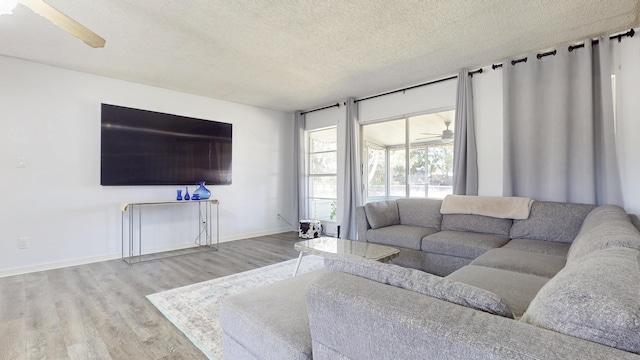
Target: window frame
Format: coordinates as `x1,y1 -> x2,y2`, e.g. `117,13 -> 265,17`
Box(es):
306,127 -> 338,223
362,110 -> 455,203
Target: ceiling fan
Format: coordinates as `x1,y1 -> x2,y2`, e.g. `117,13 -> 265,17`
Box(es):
416,120 -> 454,143
0,0 -> 105,48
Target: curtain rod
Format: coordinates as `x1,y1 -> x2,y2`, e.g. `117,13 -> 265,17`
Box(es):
491,28 -> 635,69
301,67 -> 481,113
355,68 -> 482,104
301,28 -> 634,114
301,102 -> 340,115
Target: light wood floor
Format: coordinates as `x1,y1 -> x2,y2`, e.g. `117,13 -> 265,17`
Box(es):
0,231 -> 301,360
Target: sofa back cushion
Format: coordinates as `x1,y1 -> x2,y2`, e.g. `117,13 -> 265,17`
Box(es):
396,198 -> 442,229
567,205 -> 640,263
509,201 -> 596,244
441,214 -> 512,237
364,200 -> 400,229
324,254 -> 514,318
521,247 -> 640,354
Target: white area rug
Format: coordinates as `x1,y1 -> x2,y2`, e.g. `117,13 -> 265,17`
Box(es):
146,255 -> 324,359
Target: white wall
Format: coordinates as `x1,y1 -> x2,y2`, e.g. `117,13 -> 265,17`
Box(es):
305,105 -> 344,131
359,79 -> 457,124
0,56 -> 294,277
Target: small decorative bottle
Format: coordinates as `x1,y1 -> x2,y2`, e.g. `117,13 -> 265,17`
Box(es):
184,187 -> 190,200
176,189 -> 183,201
193,181 -> 211,200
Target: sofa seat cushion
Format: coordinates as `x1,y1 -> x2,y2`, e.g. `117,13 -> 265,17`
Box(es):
367,225 -> 439,250
396,198 -> 443,228
509,201 -> 596,244
390,249 -> 472,277
219,270 -> 325,360
422,231 -> 509,259
522,248 -> 640,354
325,255 -> 513,318
446,265 -> 549,318
471,248 -> 566,278
502,239 -> 571,257
441,214 -> 512,237
364,200 -> 399,229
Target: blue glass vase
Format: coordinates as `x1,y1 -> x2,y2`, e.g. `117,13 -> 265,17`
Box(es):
193,181 -> 211,200
184,187 -> 190,200
176,189 -> 183,201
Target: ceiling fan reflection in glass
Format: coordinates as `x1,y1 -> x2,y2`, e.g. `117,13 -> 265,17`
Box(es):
416,120 -> 454,143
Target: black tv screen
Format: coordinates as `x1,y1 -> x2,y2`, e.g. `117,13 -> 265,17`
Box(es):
101,104 -> 232,186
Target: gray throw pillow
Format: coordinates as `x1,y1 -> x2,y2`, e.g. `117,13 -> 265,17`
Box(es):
324,254 -> 513,318
521,247 -> 640,354
396,198 -> 443,228
364,200 -> 400,229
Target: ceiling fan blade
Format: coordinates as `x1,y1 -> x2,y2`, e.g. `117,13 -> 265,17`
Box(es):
415,136 -> 441,140
19,0 -> 105,48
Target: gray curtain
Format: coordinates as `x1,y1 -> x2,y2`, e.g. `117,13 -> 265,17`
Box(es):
452,69 -> 478,195
340,98 -> 363,240
593,37 -> 622,206
293,111 -> 307,225
503,36 -> 623,205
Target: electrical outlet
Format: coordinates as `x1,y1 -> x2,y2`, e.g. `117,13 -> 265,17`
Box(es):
18,237 -> 29,249
16,156 -> 26,168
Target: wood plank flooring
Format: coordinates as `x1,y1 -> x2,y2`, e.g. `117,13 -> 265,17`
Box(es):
0,231 -> 301,360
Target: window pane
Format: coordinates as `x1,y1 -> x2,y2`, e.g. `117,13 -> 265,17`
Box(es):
310,152 -> 337,174
427,144 -> 454,199
310,176 -> 336,198
389,148 -> 406,197
409,111 -> 455,198
308,198 -> 336,222
363,119 -> 404,201
307,127 -> 337,223
310,128 -> 337,152
409,147 -> 427,197
366,146 -> 386,198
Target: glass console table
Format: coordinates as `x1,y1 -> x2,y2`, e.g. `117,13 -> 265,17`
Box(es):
121,199 -> 219,265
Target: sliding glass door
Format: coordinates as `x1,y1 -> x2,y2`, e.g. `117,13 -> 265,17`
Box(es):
363,110 -> 455,203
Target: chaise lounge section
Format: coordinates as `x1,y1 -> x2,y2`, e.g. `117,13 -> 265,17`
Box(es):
220,196 -> 640,359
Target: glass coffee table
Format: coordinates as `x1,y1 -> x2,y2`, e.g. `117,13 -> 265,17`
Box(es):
292,237 -> 400,276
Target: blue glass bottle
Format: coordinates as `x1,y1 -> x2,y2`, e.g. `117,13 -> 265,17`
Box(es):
176,189 -> 183,201
184,187 -> 190,200
193,181 -> 211,200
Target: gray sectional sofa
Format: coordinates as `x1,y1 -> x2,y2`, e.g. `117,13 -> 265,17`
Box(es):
220,197 -> 640,359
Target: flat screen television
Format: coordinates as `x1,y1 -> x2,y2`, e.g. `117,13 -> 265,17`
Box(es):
101,104 -> 232,186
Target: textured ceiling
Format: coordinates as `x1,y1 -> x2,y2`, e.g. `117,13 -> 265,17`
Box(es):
0,0 -> 638,112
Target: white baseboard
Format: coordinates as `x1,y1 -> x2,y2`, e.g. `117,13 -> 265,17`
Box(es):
0,253 -> 123,278
0,227 -> 297,278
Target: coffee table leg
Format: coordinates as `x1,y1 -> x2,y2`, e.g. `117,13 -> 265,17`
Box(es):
292,251 -> 304,276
